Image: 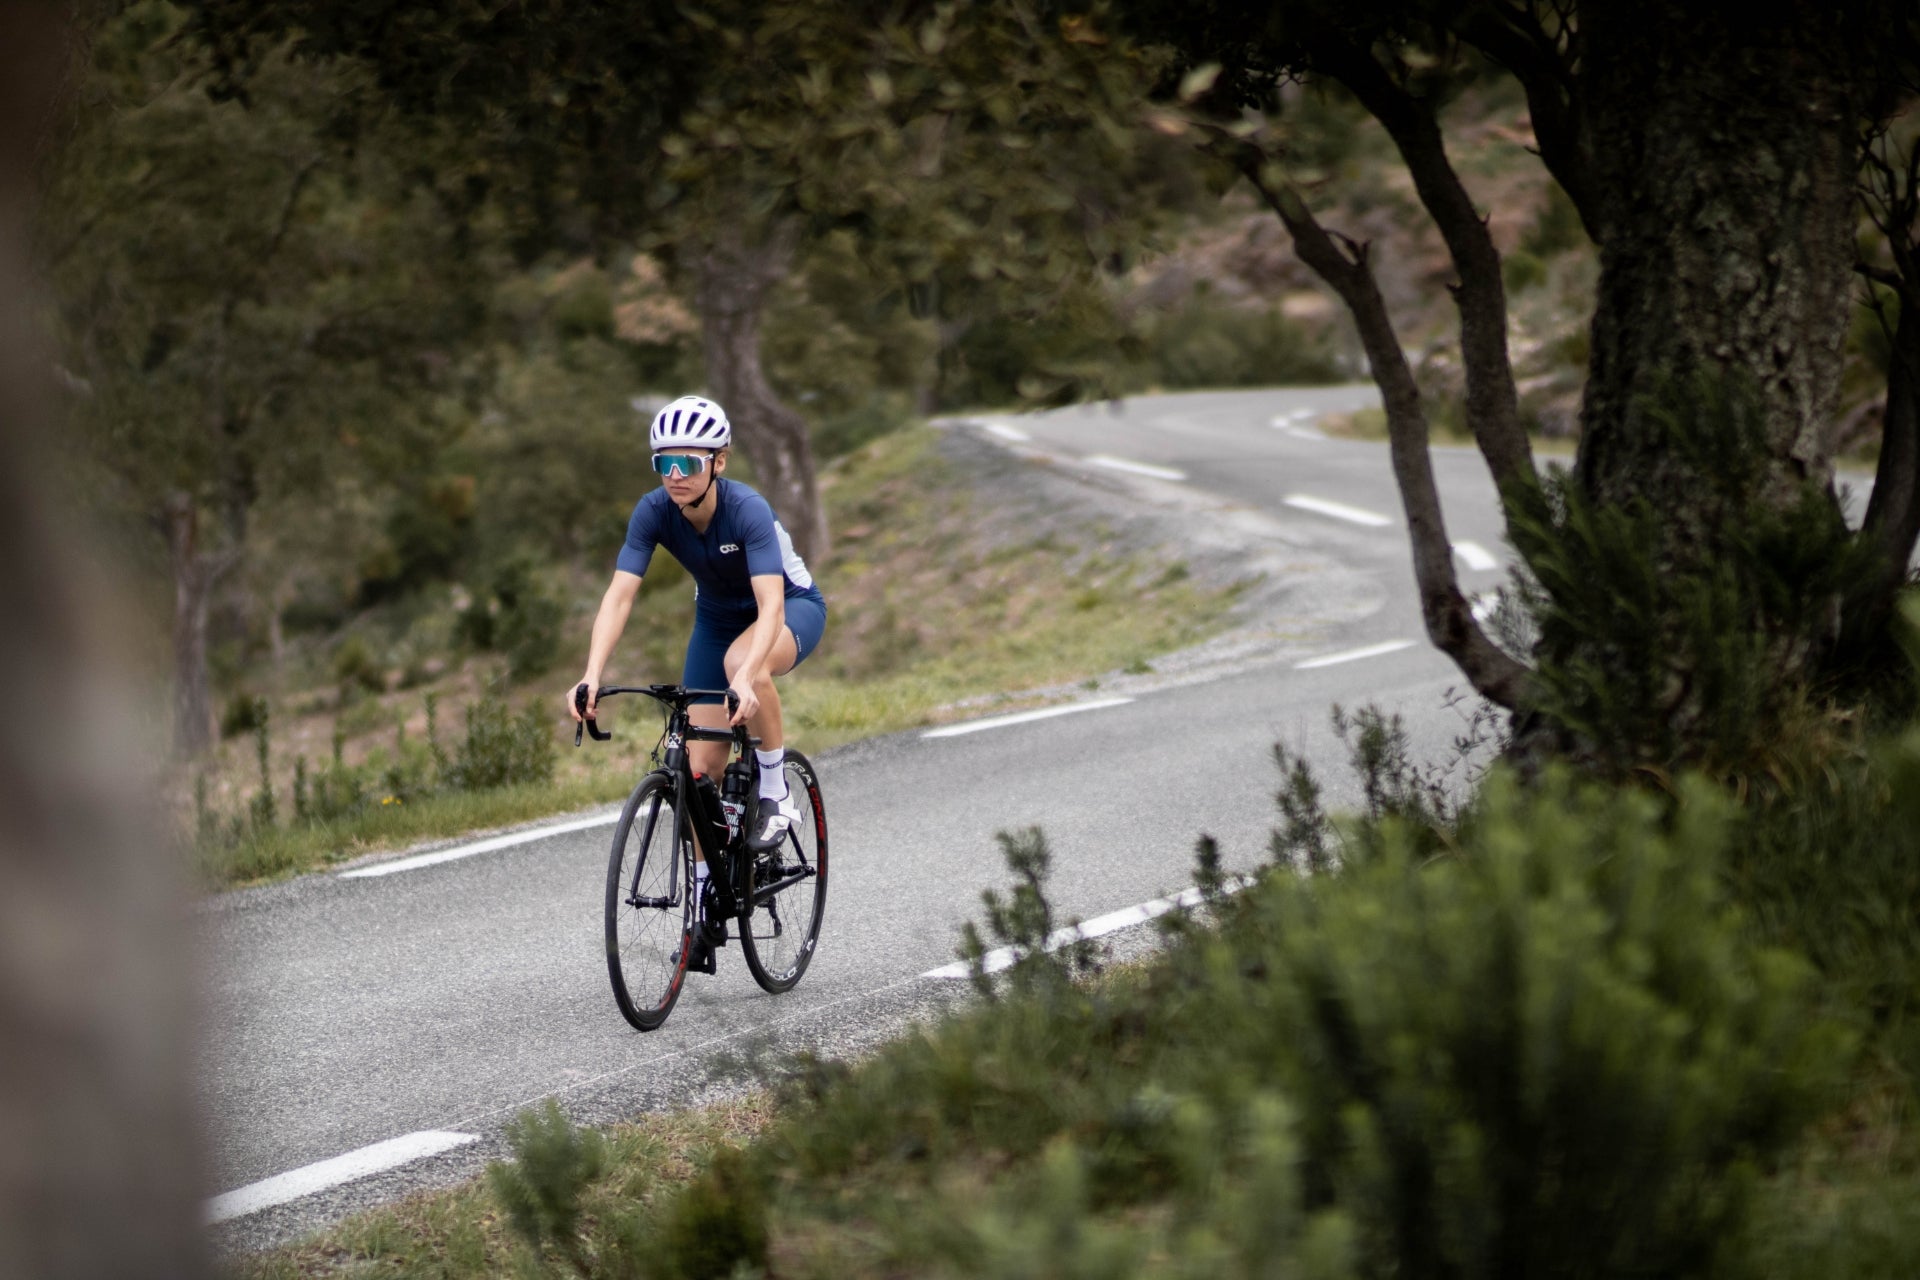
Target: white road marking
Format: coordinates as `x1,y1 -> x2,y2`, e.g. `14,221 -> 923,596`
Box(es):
1452,540 -> 1499,571
921,879 -> 1247,979
922,697 -> 1134,739
1086,454 -> 1187,482
983,422 -> 1031,443
338,811 -> 620,879
1283,494 -> 1394,527
208,1131 -> 478,1223
1294,639 -> 1418,670
1270,410 -> 1327,441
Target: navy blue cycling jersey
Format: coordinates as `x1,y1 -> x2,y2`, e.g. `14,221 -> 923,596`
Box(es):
617,479 -> 822,611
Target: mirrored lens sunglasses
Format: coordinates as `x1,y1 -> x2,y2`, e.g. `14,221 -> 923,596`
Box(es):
652,452 -> 709,478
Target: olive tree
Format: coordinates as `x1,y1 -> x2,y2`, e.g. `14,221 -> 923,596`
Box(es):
1125,1 -> 1920,764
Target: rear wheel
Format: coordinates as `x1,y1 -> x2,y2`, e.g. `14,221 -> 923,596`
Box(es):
739,750 -> 828,993
605,774 -> 693,1030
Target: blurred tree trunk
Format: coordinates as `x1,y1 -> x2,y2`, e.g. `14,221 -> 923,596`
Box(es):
164,490 -> 238,759
694,218 -> 828,564
0,4 -> 210,1276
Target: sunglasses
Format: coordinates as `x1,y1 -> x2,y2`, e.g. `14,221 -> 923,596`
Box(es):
652,452 -> 710,478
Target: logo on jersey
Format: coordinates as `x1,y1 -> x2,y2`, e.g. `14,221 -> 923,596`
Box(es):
719,542 -> 740,554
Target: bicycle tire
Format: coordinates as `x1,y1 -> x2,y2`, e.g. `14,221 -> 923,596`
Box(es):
739,750 -> 828,993
605,773 -> 694,1030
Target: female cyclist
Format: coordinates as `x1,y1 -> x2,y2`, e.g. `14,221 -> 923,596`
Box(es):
567,395 -> 827,966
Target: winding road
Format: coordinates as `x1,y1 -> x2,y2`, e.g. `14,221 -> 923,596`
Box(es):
203,386 -> 1525,1250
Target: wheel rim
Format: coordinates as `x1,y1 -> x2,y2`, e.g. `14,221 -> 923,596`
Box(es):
744,762 -> 825,982
610,792 -> 690,1016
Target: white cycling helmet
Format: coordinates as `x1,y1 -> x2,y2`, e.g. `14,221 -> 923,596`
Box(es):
649,395 -> 731,450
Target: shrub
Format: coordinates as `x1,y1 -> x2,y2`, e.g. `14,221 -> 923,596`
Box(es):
331,634 -> 387,697
1139,293 -> 1345,391
442,686 -> 556,792
648,1147 -> 768,1280
219,690 -> 266,740
456,557 -> 562,680
487,1100 -> 607,1274
747,770 -> 1844,1279
1509,376 -> 1882,779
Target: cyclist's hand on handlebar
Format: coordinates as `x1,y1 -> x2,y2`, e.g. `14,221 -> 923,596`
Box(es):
568,678 -> 599,723
727,678 -> 759,726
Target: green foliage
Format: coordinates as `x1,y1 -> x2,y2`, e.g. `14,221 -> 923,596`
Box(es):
959,827 -> 1101,1001
728,767 -> 1842,1278
220,690 -> 266,740
331,635 -> 387,697
1271,700 -> 1500,871
487,1100 -> 607,1272
1135,291 -> 1346,391
647,1147 -> 768,1280
247,712 -> 275,831
457,558 -> 563,680
1728,711 -> 1920,1084
1511,376 -> 1883,778
442,688 -> 557,793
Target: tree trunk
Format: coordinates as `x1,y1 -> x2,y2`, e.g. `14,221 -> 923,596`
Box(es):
694,219 -> 828,564
1574,7 -> 1860,519
164,491 -> 228,759
0,5 -> 210,1274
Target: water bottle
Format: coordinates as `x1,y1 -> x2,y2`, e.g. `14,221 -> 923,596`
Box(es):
720,756 -> 753,843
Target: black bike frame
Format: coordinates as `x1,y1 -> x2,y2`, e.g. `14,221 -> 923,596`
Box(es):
579,684 -> 758,920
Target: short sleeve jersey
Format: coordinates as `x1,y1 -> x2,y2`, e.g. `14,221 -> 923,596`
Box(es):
616,479 -> 820,610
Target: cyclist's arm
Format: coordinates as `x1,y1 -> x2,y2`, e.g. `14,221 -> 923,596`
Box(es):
572,570 -> 642,720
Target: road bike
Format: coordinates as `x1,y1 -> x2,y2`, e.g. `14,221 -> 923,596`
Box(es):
574,683 -> 828,1031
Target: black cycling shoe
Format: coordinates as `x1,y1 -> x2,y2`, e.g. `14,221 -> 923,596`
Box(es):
668,924 -> 714,974
747,792 -> 801,852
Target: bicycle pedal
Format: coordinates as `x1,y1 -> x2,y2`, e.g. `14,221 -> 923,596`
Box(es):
700,918 -> 729,947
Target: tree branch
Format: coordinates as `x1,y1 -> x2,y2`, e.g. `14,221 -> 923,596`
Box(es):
1235,148 -> 1533,711
1316,40 -> 1536,501
1451,6 -> 1598,238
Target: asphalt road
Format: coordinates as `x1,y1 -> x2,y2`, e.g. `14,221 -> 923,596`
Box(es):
204,385 -> 1524,1250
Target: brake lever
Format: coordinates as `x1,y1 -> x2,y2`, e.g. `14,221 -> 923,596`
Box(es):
574,683 -> 612,745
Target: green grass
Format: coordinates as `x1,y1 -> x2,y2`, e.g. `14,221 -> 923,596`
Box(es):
197,776 -> 631,885
232,1095 -> 775,1280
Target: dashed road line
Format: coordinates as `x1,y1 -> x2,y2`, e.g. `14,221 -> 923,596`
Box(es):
338,812 -> 619,879
1283,494 -> 1394,528
209,1131 -> 478,1223
922,697 -> 1135,739
1270,409 -> 1328,441
1294,639 -> 1418,670
982,422 -> 1031,443
1452,540 -> 1499,571
1087,454 -> 1187,482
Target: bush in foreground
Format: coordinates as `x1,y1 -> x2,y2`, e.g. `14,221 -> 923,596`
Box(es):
635,770 -> 1844,1279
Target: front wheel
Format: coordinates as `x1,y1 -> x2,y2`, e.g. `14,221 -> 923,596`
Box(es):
739,750 -> 828,993
605,773 -> 693,1030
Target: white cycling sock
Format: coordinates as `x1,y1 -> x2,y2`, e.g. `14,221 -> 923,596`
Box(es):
755,748 -> 788,800
694,861 -> 709,918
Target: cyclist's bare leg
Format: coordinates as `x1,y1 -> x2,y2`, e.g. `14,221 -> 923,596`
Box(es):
722,625 -> 799,751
